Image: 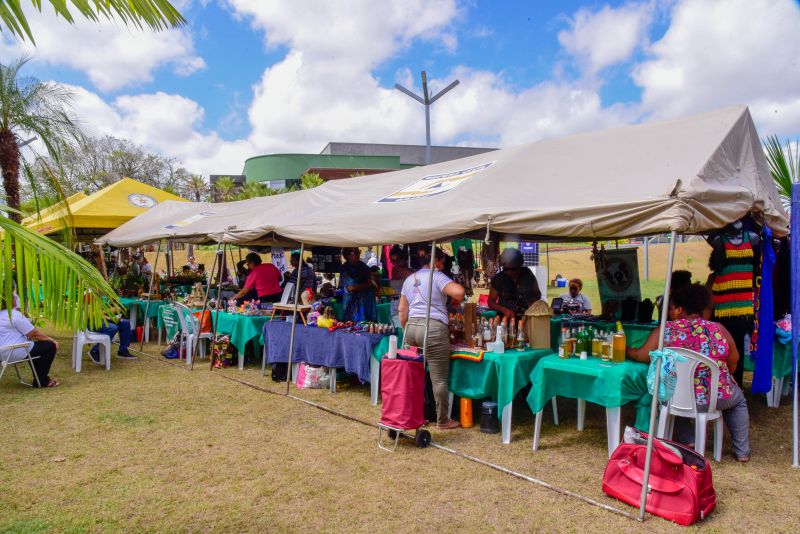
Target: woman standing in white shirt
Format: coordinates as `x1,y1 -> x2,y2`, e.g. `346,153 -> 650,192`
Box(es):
398,246 -> 465,430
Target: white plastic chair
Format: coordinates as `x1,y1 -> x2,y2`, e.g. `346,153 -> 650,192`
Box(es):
173,303 -> 212,365
656,347 -> 723,462
72,330 -> 111,372
0,341 -> 40,387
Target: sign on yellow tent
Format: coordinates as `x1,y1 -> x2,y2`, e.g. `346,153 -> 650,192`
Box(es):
23,178 -> 187,239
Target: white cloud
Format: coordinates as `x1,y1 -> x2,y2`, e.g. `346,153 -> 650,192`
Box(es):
633,0 -> 800,135
558,2 -> 654,75
0,4 -> 204,91
66,85 -> 254,175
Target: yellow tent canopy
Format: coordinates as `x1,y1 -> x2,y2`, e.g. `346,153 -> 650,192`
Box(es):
23,178 -> 187,238
20,191 -> 87,228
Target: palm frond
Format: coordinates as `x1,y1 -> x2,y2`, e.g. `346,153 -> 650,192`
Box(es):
4,1 -> 186,43
0,213 -> 118,331
764,135 -> 800,211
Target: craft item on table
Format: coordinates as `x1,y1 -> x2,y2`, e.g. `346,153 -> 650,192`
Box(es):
776,315 -> 792,344
317,306 -> 336,329
524,300 -> 552,349
450,346 -> 485,362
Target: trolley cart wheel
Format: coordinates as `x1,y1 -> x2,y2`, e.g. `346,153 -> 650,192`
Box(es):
388,429 -> 398,439
415,429 -> 431,448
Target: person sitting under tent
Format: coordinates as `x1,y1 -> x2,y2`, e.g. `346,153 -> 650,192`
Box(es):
627,283 -> 751,462
488,248 -> 541,320
559,278 -> 592,314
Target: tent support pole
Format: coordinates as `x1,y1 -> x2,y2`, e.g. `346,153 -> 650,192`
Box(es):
791,184 -> 799,467
286,243 -> 305,395
422,240 -> 437,388
139,240 -> 162,352
190,244 -> 221,371
209,243 -> 227,371
637,230 -> 677,521
644,237 -> 649,281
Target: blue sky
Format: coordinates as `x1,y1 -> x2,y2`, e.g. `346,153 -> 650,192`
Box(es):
2,0 -> 799,175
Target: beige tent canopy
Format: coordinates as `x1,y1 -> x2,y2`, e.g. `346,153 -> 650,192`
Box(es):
96,189 -> 313,247
97,105 -> 788,248
255,105 -> 787,246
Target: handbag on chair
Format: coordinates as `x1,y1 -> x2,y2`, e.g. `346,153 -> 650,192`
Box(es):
602,431 -> 716,526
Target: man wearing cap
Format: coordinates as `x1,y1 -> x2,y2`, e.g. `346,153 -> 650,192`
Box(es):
488,248 -> 542,320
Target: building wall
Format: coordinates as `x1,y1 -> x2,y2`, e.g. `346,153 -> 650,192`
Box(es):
320,142 -> 496,165
242,154 -> 404,183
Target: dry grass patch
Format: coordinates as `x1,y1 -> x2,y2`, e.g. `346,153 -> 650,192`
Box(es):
2,335 -> 798,533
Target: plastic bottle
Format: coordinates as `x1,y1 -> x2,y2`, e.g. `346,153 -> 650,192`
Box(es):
460,398 -> 473,428
494,326 -> 505,354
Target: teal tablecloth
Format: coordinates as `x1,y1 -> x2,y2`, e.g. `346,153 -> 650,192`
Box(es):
211,312 -> 270,355
527,354 -> 652,430
744,336 -> 796,379
550,317 -> 656,352
449,347 -> 553,420
119,297 -> 169,320
331,301 -> 392,323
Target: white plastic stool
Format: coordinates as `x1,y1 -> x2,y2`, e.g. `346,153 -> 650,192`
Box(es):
72,330 -> 111,372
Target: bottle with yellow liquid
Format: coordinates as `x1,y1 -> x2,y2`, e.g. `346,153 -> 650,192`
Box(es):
612,321 -> 626,363
591,329 -> 602,357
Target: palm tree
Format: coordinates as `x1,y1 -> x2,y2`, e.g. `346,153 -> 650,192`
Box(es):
764,135 -> 799,212
1,213 -> 119,330
1,0 -> 185,44
213,176 -> 236,201
301,172 -> 324,189
184,174 -> 208,202
234,182 -> 270,200
0,57 -> 83,222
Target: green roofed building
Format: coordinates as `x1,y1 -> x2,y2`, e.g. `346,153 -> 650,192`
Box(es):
241,142 -> 495,186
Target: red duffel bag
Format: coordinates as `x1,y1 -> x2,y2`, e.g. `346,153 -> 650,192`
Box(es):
602,434 -> 716,526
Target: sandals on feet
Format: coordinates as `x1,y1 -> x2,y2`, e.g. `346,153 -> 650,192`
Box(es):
46,378 -> 60,388
736,454 -> 751,463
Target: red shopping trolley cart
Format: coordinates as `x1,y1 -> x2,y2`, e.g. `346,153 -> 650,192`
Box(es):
377,349 -> 432,451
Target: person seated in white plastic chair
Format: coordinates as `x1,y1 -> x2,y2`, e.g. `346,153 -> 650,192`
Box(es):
627,283 -> 751,462
0,294 -> 60,388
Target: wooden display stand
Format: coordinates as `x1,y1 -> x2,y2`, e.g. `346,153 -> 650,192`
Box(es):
270,304 -> 313,326
524,300 -> 553,349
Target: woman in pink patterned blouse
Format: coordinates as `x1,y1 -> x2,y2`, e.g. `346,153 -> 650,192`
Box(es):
628,283 -> 751,462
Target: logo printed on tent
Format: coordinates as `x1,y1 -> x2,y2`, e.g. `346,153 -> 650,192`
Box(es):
376,161 -> 495,203
165,211 -> 216,230
128,193 -> 158,209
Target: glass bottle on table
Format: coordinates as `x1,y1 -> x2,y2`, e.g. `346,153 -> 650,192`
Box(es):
612,321 -> 626,362
591,328 -> 602,357
558,327 -> 568,358
601,330 -> 612,361
516,319 -> 526,351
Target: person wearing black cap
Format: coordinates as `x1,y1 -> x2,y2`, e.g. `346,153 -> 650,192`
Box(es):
488,248 -> 541,320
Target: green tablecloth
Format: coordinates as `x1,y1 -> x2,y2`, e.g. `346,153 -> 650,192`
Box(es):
549,317 -> 656,352
331,301 -> 392,324
211,312 -> 271,355
527,354 -> 652,430
119,298 -> 169,320
449,348 -> 553,420
744,336 -> 796,379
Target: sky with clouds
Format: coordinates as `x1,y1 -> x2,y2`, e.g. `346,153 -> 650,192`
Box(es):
2,0 -> 799,177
